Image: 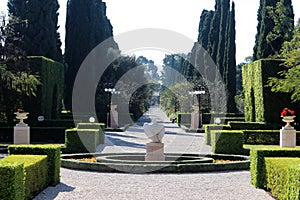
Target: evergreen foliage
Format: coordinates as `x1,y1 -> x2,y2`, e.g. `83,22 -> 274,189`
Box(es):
64,0 -> 118,109
253,0 -> 294,60
268,20 -> 300,102
7,0 -> 63,62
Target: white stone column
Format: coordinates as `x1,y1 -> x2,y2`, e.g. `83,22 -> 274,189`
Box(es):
110,104 -> 119,128
190,105 -> 199,130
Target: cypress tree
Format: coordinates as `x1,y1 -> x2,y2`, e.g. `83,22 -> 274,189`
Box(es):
8,0 -> 63,62
208,0 -> 221,62
253,0 -> 294,60
198,10 -> 214,51
216,0 -> 230,78
225,1 -> 236,112
64,0 -> 117,109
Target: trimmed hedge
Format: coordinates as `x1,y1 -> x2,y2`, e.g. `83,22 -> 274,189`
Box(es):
77,123 -> 105,144
250,148 -> 300,189
8,144 -> 61,185
228,122 -> 275,130
265,157 -> 300,200
177,113 -> 191,126
244,130 -> 279,145
286,164 -> 300,199
0,161 -> 24,200
242,59 -> 300,123
214,117 -> 245,124
2,155 -> 48,200
211,130 -> 244,154
24,56 -> 64,120
65,128 -> 100,153
203,124 -> 231,145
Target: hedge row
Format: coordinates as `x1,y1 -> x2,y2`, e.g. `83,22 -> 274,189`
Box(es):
0,161 -> 24,200
1,155 -> 48,200
250,148 -> 300,189
0,127 -> 66,144
265,157 -> 300,200
203,125 -> 231,145
211,130 -> 244,155
65,129 -> 101,153
8,144 -> 61,185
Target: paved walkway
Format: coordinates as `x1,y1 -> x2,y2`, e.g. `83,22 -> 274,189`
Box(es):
33,106 -> 274,199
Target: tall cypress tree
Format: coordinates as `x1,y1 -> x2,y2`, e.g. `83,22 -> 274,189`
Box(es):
224,2 -> 236,112
216,0 -> 230,78
64,0 -> 117,109
253,0 -> 294,60
208,0 -> 221,63
8,0 -> 63,62
198,10 -> 214,51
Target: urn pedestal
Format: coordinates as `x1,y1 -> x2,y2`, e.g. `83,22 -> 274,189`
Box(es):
14,112 -> 30,144
280,116 -> 296,148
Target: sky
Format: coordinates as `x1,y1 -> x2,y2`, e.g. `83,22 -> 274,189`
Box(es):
1,0 -> 300,65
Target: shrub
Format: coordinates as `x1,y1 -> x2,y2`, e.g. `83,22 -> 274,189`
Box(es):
65,128 -> 99,153
243,130 -> 279,145
228,122 -> 269,130
177,113 -> 191,126
0,161 -> 24,200
77,123 -> 105,144
203,124 -> 231,145
286,164 -> 300,200
211,130 -> 244,154
250,148 -> 300,189
215,117 -> 245,124
2,155 -> 48,200
265,157 -> 300,200
8,144 -> 61,185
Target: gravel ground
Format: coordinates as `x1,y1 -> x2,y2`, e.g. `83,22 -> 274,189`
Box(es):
34,168 -> 274,200
33,107 -> 275,199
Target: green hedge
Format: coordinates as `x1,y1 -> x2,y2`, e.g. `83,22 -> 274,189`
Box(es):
227,122 -> 276,130
286,164 -> 300,199
8,144 -> 61,185
65,129 -> 99,153
211,130 -> 244,154
24,56 -> 64,120
244,130 -> 279,145
77,123 -> 105,144
250,148 -> 300,189
203,124 -> 231,145
265,157 -> 300,200
0,161 -> 24,200
214,117 -> 245,124
177,113 -> 191,126
2,155 -> 48,200
242,59 -> 300,123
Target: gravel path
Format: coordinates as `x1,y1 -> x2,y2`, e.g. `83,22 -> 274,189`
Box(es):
32,106 -> 275,200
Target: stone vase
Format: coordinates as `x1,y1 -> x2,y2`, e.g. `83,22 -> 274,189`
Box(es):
282,116 -> 295,126
14,112 -> 29,125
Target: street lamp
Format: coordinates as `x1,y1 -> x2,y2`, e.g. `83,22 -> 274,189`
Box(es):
104,87 -> 120,127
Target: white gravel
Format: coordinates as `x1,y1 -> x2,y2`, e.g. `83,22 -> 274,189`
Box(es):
33,107 -> 274,199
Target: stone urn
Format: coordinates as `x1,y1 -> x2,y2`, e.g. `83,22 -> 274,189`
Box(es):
14,112 -> 29,125
282,116 -> 295,126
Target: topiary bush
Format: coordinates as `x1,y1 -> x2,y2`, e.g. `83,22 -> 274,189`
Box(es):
250,148 -> 300,189
2,155 -> 48,200
203,124 -> 231,145
77,123 -> 105,144
0,161 -> 24,200
65,128 -> 99,153
265,157 -> 300,200
211,130 -> 244,154
8,144 -> 61,186
286,164 -> 300,199
177,113 -> 191,126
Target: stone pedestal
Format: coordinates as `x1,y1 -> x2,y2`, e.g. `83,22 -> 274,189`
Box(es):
110,104 -> 119,128
190,112 -> 199,130
280,125 -> 296,148
14,124 -> 30,144
145,142 -> 165,161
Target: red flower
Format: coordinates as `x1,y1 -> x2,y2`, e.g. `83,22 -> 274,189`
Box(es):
281,108 -> 295,117
17,108 -> 21,113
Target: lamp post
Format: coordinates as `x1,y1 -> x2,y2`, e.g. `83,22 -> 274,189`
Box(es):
104,87 -> 120,128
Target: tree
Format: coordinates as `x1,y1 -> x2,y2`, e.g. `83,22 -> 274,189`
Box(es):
64,0 -> 118,109
253,0 -> 294,60
268,20 -> 300,102
0,15 -> 39,121
7,0 -> 63,62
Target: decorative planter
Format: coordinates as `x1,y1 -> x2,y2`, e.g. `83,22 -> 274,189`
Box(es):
282,116 -> 295,126
14,112 -> 29,124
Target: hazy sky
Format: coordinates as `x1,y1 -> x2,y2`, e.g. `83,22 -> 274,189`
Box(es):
1,0 -> 300,64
